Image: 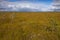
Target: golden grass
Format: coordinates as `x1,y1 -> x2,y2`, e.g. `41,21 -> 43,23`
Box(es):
0,12 -> 60,40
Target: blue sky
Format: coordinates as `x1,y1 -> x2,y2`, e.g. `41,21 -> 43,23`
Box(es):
0,0 -> 59,11
8,0 -> 52,4
8,0 -> 52,2
0,0 -> 54,11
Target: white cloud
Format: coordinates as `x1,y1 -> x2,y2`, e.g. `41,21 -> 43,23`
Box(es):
48,2 -> 60,11
0,1 -> 53,11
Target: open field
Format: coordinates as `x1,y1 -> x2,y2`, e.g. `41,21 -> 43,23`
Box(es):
0,12 -> 60,40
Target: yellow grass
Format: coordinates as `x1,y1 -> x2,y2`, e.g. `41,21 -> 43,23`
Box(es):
0,12 -> 60,40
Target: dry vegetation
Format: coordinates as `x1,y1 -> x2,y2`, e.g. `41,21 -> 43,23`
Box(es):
0,12 -> 60,40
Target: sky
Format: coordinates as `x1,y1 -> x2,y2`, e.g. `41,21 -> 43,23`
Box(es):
0,0 -> 59,12
8,0 -> 52,2
7,0 -> 52,4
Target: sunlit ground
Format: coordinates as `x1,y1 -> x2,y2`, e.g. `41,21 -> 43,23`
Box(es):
0,12 -> 60,40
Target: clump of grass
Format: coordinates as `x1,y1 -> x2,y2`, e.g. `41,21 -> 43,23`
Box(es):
0,12 -> 60,40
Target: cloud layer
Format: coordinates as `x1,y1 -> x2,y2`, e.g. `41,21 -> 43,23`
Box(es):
51,1 -> 60,11
0,1 -> 59,12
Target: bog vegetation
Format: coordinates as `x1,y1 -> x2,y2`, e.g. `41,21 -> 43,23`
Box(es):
0,12 -> 60,40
